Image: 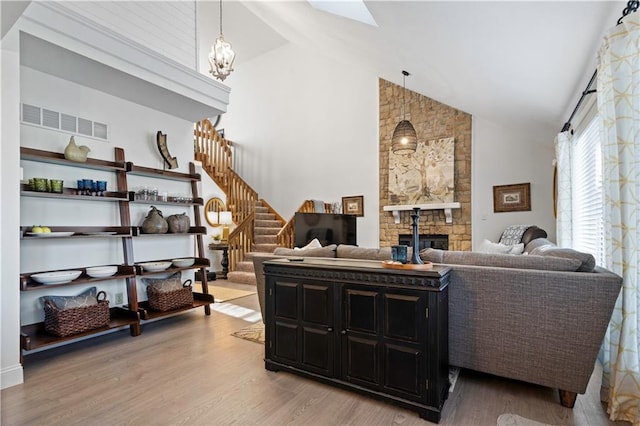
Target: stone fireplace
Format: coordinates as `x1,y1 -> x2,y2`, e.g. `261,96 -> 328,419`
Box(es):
399,234 -> 449,251
379,78 -> 472,251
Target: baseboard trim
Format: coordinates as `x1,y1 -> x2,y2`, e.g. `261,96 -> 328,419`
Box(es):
1,363 -> 24,389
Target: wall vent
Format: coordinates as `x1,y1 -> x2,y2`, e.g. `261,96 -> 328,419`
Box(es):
20,103 -> 110,142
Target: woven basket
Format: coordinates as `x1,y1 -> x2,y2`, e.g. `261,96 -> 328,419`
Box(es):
44,291 -> 110,337
147,279 -> 193,312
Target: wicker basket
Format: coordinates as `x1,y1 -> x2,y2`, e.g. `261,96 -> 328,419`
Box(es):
44,291 -> 110,337
147,279 -> 193,312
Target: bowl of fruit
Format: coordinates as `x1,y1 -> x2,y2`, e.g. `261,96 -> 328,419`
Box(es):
26,226 -> 74,238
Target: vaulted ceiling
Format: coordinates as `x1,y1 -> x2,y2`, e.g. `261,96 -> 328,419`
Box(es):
200,1 -> 624,135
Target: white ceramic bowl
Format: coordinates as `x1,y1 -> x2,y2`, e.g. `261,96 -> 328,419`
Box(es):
139,261 -> 171,272
86,265 -> 118,278
172,258 -> 195,268
32,270 -> 82,285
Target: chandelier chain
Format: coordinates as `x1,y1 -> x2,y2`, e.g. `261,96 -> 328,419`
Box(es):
219,0 -> 223,34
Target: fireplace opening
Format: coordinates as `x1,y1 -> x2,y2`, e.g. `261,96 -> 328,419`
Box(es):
399,234 -> 449,251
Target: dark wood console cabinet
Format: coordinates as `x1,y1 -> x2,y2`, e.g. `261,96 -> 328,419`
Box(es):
264,258 -> 451,423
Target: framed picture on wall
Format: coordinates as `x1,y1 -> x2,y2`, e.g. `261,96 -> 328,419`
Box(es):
493,183 -> 531,213
342,195 -> 364,217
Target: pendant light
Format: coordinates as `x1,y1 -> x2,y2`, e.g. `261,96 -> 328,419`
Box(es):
208,0 -> 235,81
391,70 -> 417,154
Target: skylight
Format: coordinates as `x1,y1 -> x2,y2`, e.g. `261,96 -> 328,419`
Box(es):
308,0 -> 378,27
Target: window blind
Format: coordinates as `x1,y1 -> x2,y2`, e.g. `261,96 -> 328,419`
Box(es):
571,115 -> 604,266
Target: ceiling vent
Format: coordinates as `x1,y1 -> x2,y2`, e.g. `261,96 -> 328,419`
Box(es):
21,103 -> 110,142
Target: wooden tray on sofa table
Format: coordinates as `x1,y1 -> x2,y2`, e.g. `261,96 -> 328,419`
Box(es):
381,260 -> 433,270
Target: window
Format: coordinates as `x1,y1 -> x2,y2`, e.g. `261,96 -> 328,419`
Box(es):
570,111 -> 605,266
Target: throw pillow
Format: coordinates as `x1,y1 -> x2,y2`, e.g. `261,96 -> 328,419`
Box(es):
478,239 -> 523,255
273,244 -> 338,258
294,238 -> 322,250
498,225 -> 532,246
143,271 -> 183,293
40,286 -> 98,310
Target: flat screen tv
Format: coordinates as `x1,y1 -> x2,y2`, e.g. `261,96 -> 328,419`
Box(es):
294,213 -> 357,247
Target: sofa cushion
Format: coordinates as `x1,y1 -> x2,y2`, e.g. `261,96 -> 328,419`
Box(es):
524,237 -> 556,253
529,245 -> 596,273
478,239 -> 524,255
273,244 -> 337,257
420,248 -> 582,271
524,238 -> 596,272
335,245 -> 407,261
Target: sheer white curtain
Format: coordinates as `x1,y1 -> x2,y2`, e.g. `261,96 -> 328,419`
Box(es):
597,10 -> 640,423
554,131 -> 572,247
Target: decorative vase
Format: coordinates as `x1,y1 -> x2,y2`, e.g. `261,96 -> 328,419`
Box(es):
141,206 -> 168,234
63,136 -> 91,162
166,213 -> 190,233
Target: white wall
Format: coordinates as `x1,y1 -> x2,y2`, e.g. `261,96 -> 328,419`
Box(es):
63,1 -> 197,70
220,43 -> 556,249
221,43 -> 380,248
18,67 -> 199,326
196,163 -> 227,272
1,27 -> 25,389
472,116 -> 557,247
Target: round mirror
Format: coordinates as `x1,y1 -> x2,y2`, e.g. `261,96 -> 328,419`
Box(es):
204,197 -> 226,226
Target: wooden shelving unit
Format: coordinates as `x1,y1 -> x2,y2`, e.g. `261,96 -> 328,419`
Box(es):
19,147 -> 213,355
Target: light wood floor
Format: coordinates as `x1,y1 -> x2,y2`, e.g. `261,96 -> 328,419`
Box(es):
1,281 -> 628,426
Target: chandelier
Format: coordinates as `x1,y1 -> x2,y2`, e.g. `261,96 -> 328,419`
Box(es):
391,70 -> 417,154
208,0 -> 235,81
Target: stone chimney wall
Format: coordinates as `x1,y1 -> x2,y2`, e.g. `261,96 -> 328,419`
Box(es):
379,78 -> 472,251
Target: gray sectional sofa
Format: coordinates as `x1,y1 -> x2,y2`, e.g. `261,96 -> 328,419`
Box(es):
252,238 -> 622,407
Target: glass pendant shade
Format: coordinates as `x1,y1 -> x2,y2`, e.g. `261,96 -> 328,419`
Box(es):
391,120 -> 418,154
208,34 -> 235,81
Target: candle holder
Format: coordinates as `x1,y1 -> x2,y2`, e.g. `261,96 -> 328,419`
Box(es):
410,207 -> 423,264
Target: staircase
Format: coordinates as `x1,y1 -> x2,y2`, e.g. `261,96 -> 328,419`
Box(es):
194,119 -> 330,285
227,201 -> 283,285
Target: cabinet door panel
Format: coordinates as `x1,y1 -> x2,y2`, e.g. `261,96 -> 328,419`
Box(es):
302,327 -> 333,375
274,321 -> 298,362
383,343 -> 423,399
384,293 -> 423,342
302,284 -> 331,325
274,281 -> 298,320
343,335 -> 379,386
344,289 -> 378,334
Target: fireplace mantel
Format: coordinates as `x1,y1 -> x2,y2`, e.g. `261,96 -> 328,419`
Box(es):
383,203 -> 461,224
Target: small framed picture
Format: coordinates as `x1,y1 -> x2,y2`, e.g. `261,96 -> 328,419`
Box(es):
493,183 -> 531,213
342,195 -> 364,217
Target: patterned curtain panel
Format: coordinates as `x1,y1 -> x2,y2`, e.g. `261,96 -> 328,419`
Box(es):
554,131 -> 572,247
597,11 -> 640,424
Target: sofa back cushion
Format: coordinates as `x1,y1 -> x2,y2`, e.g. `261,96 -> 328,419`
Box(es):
336,245 -> 415,261
524,238 -> 596,272
529,246 -> 596,272
420,248 -> 582,271
335,245 -> 410,261
273,244 -> 337,258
